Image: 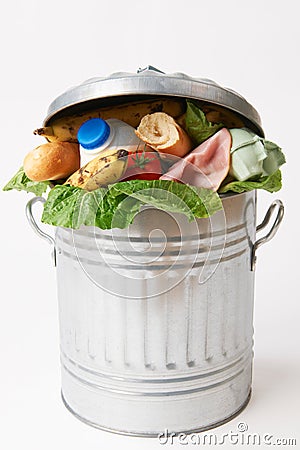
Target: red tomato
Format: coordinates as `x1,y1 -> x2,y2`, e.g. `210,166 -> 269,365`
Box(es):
122,151 -> 162,181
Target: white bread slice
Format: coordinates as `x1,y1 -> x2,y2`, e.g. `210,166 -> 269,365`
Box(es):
136,112 -> 193,158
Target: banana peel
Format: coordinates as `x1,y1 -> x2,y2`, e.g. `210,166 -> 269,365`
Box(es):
34,97 -> 246,144
34,98 -> 186,143
65,148 -> 128,191
200,103 -> 245,129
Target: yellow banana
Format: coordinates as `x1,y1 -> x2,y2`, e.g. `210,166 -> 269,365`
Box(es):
65,148 -> 128,191
203,104 -> 245,129
34,98 -> 186,143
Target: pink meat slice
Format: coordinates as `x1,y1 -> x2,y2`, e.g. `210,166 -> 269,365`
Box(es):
160,128 -> 231,191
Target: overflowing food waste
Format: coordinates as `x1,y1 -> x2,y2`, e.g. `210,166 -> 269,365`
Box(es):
3,97 -> 286,229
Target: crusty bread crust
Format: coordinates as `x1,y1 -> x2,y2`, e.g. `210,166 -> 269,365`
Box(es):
135,112 -> 193,158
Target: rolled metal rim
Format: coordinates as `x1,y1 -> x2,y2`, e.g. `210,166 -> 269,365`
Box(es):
61,390 -> 252,437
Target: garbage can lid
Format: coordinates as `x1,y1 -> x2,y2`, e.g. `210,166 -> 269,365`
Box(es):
44,65 -> 263,136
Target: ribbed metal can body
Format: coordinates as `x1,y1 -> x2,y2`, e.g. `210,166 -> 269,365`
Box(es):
56,190 -> 256,435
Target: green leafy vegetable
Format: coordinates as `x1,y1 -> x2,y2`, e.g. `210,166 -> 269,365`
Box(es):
109,179 -> 222,220
3,167 -> 50,196
106,195 -> 143,229
42,185 -> 107,229
219,169 -> 282,194
42,185 -> 85,228
185,101 -> 223,145
41,180 -> 222,230
41,184 -> 143,229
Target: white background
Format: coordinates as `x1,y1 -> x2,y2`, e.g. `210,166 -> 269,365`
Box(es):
0,0 -> 299,449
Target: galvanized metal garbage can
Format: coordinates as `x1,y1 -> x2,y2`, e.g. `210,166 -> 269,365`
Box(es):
26,67 -> 284,436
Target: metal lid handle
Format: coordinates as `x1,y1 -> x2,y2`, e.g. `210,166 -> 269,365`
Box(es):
25,196 -> 56,267
137,65 -> 165,74
251,199 -> 284,271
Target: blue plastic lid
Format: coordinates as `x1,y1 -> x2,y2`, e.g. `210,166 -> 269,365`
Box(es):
77,118 -> 110,150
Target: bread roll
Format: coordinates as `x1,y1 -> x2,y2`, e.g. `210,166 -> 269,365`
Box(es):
24,142 -> 80,181
135,112 -> 193,158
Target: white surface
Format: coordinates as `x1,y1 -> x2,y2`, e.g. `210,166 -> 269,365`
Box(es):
0,0 -> 299,449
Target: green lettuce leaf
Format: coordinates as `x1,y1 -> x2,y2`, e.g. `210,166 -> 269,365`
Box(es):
41,180 -> 222,230
185,101 -> 223,145
3,167 -> 50,196
219,169 -> 282,194
42,185 -> 105,228
41,184 -> 142,230
108,179 -> 222,220
102,195 -> 143,229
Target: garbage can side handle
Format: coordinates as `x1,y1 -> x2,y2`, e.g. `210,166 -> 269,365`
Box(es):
251,199 -> 284,271
25,196 -> 56,267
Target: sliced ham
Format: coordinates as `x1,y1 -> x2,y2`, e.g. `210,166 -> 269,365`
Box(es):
160,128 -> 231,191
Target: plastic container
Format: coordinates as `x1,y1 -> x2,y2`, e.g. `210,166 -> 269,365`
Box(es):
78,118 -> 141,166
